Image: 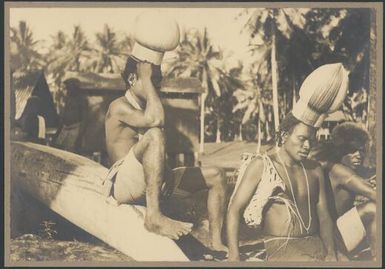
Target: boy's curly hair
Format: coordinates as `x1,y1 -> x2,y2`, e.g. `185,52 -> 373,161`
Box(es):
314,122 -> 370,163
330,122 -> 370,161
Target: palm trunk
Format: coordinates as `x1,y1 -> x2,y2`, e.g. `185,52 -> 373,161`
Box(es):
292,72 -> 297,110
366,8 -> 377,168
367,8 -> 376,133
257,117 -> 262,153
266,119 -> 271,141
199,92 -> 207,153
239,123 -> 243,141
215,119 -> 221,143
271,25 -> 280,133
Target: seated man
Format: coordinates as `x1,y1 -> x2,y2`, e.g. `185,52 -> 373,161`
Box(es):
103,57 -> 227,251
226,112 -> 337,261
314,122 -> 377,259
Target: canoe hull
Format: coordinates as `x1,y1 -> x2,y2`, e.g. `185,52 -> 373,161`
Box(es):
10,142 -> 189,261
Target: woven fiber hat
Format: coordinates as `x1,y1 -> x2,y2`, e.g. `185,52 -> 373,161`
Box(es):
131,10 -> 180,65
292,63 -> 349,127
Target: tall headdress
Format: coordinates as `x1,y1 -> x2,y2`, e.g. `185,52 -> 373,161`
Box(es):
131,10 -> 180,65
292,63 -> 349,127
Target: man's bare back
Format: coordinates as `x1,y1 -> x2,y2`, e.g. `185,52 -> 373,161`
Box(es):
105,97 -> 141,165
326,163 -> 356,216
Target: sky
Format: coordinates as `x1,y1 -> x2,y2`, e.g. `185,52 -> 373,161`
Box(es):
9,7 -> 254,66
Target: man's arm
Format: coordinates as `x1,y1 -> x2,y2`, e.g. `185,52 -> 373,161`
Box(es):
112,95 -> 163,128
315,165 -> 337,261
331,164 -> 376,202
113,62 -> 164,128
138,63 -> 165,126
227,157 -> 264,261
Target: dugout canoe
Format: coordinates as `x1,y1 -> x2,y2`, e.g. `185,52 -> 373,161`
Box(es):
10,141 -> 189,261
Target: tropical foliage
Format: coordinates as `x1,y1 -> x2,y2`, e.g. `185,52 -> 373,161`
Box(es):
166,28 -> 244,148
10,21 -> 45,72
235,8 -> 374,146
9,8 -> 375,153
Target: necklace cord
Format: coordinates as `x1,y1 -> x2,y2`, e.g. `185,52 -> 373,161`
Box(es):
276,148 -> 312,232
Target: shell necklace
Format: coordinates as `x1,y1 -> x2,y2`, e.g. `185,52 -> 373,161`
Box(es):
276,149 -> 312,233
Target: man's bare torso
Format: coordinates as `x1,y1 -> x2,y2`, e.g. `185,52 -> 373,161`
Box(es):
261,154 -> 320,237
327,163 -> 355,217
105,97 -> 141,165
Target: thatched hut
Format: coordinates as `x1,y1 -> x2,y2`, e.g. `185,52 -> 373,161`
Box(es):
12,70 -> 59,143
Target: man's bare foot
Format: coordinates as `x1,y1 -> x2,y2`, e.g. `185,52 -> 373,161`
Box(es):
144,213 -> 193,240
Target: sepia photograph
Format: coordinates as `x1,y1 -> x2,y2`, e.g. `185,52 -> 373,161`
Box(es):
3,1 -> 382,267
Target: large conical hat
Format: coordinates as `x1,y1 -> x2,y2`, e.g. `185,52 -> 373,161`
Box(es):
292,63 -> 349,127
131,10 -> 180,65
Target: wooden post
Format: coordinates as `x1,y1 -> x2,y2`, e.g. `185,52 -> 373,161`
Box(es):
271,25 -> 280,133
200,92 -> 207,153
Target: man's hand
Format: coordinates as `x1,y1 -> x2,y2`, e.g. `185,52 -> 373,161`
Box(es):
136,62 -> 152,81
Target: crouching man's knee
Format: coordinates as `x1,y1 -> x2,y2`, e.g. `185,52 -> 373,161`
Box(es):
204,166 -> 227,188
359,201 -> 376,224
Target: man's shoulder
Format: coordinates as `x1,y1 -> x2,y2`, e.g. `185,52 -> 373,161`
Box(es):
328,163 -> 358,186
243,154 -> 266,172
329,163 -> 355,178
108,97 -> 134,115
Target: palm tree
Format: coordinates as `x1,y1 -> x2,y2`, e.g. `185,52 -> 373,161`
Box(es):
166,28 -> 226,151
48,25 -> 92,83
118,33 -> 135,56
51,31 -> 67,50
242,8 -> 310,132
90,24 -> 129,73
50,25 -> 92,73
232,62 -> 272,148
46,26 -> 92,114
212,64 -> 245,142
10,21 -> 45,72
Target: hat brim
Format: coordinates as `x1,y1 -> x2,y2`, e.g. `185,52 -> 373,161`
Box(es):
131,43 -> 164,65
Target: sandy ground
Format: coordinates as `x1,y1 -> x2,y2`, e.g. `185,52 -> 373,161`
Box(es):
10,234 -> 132,262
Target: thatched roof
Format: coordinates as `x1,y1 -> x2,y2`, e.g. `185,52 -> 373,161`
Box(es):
13,71 -> 43,120
63,72 -> 204,94
12,70 -> 59,127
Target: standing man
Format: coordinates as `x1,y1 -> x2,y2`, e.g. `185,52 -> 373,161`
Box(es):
226,63 -> 349,261
315,122 -> 377,259
54,78 -> 87,153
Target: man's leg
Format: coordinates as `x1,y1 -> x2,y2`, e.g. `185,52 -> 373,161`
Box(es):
133,127 -> 193,240
175,166 -> 228,251
357,201 -> 376,257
